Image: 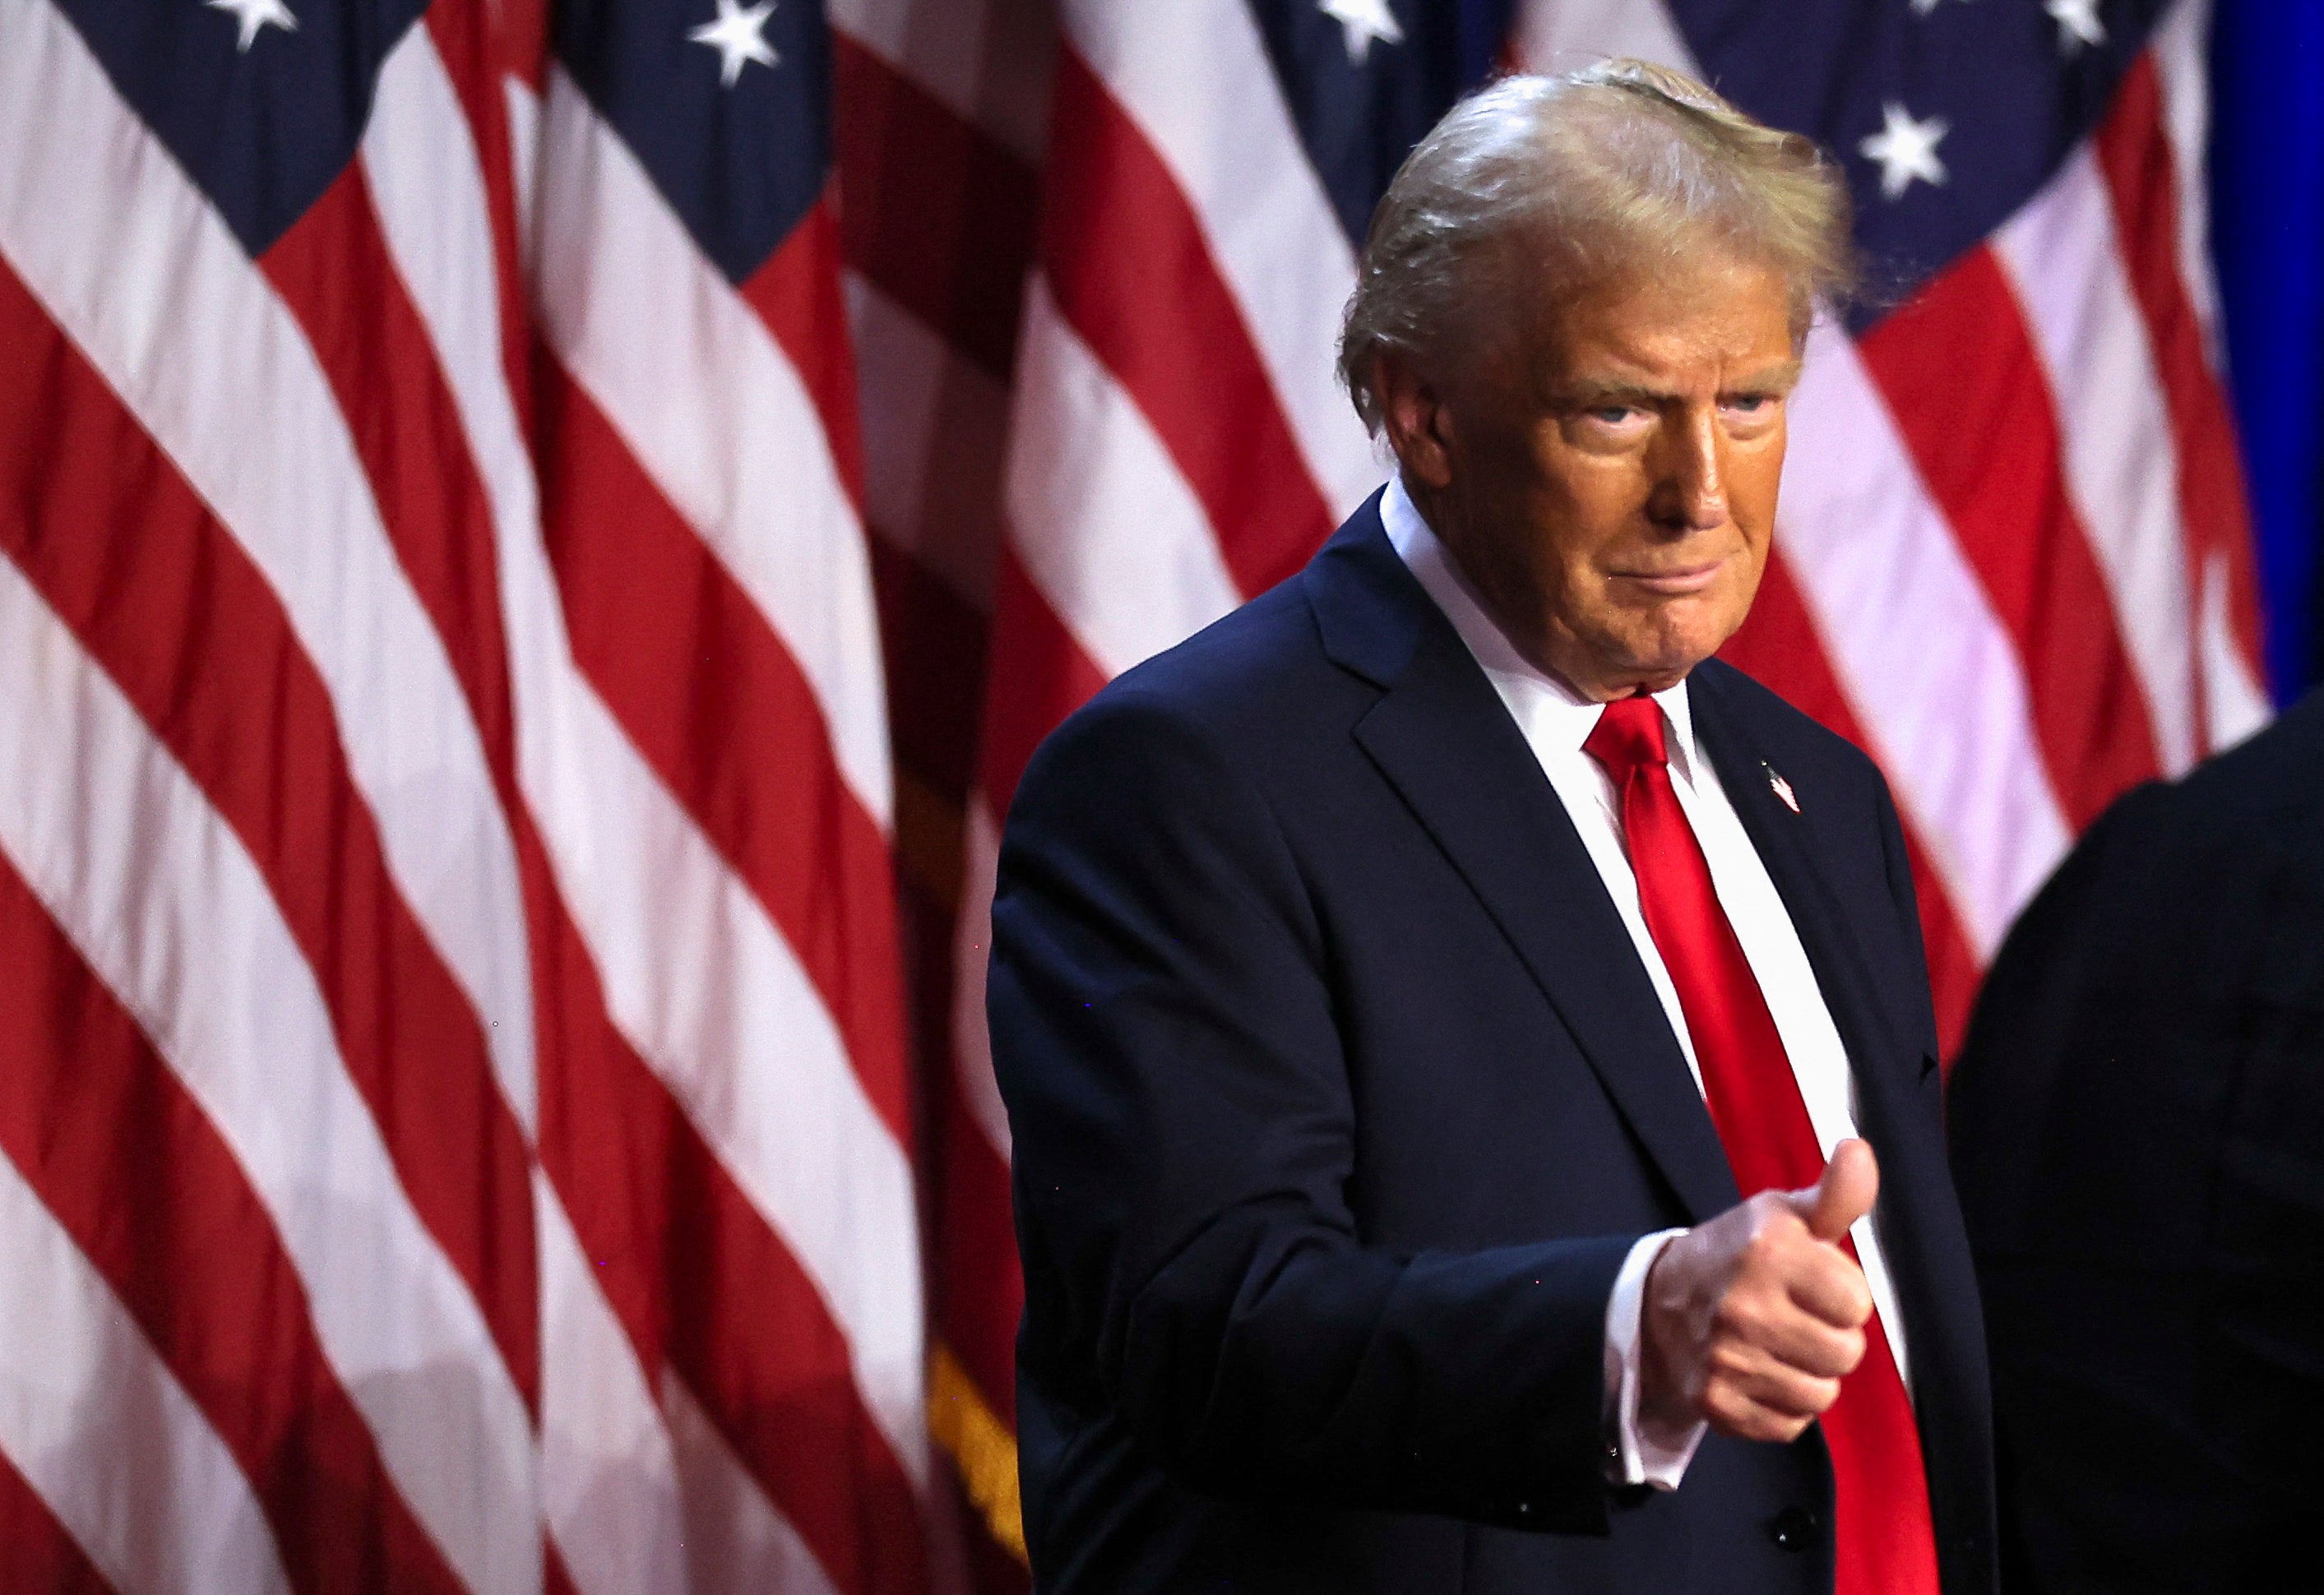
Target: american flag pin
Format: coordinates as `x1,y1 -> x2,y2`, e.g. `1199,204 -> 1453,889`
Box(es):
1764,762 -> 1800,814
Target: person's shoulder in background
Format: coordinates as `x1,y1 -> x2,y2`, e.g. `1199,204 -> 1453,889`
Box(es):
1948,687 -> 2324,1593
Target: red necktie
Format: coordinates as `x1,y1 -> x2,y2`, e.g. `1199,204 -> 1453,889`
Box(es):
1584,694 -> 1939,1595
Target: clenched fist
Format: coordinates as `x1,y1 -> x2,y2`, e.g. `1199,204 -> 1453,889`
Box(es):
1638,1138 -> 1880,1445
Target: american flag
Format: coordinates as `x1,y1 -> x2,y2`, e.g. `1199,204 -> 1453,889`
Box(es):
0,0 -> 2269,1592
0,0 -> 923,1586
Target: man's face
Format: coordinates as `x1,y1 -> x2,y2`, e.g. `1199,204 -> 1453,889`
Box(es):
1402,257 -> 1800,700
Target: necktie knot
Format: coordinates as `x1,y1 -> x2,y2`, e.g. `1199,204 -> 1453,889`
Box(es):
1582,693 -> 1668,781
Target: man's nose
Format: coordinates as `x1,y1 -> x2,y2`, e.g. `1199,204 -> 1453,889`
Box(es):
1648,409 -> 1728,531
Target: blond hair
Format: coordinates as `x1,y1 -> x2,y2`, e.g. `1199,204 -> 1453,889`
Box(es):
1337,59 -> 1854,433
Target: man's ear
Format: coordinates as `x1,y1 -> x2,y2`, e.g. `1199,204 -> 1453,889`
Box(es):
1374,354 -> 1456,491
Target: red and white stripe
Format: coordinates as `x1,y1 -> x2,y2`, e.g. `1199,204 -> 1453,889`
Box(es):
0,5 -> 542,1589
0,1120 -> 292,1595
826,0 -> 1052,1580
1066,0 -> 1379,520
516,40 -> 933,1595
0,0 -> 936,1580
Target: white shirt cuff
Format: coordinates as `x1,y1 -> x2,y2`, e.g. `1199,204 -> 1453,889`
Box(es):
1604,1227 -> 1708,1491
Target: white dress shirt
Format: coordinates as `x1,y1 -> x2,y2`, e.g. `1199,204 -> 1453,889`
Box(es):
1378,475 -> 1913,1491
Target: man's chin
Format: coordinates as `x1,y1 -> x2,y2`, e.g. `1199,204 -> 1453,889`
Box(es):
1623,663 -> 1699,696
1549,612 -> 1736,697
1626,603 -> 1748,680
1610,627 -> 1728,689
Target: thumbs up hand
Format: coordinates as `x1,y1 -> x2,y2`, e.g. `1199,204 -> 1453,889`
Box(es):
1637,1139 -> 1880,1445
1789,1136 -> 1881,1245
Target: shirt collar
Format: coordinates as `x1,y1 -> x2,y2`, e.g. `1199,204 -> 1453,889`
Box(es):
1377,474 -> 1699,776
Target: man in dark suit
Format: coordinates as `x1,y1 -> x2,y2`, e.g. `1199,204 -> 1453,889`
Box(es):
987,61 -> 1995,1593
1948,690 -> 2324,1592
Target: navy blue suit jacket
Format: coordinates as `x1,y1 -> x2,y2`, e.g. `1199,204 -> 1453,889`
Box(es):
988,497 -> 1998,1593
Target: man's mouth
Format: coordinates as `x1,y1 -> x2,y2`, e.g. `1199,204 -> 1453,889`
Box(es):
1610,557 -> 1727,596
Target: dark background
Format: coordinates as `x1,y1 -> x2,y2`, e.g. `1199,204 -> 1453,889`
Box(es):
2212,0 -> 2324,699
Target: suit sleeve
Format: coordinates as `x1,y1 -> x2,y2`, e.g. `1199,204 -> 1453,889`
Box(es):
988,687 -> 1632,1533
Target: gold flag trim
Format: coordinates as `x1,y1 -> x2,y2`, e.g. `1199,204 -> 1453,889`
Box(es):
928,1342 -> 1027,1563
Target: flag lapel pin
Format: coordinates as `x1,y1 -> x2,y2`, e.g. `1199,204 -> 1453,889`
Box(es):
1762,761 -> 1800,814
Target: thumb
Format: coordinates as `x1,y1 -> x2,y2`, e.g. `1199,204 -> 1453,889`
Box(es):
1790,1138 -> 1879,1243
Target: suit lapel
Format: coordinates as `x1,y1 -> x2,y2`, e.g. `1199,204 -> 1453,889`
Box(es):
1311,511 -> 1739,1223
1690,676 -> 1917,1091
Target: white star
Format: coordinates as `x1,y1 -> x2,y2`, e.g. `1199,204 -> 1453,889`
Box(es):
2045,0 -> 2107,54
206,0 -> 295,52
1319,0 -> 1403,67
1859,100 -> 1950,201
688,0 -> 778,89
1907,0 -> 1950,13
